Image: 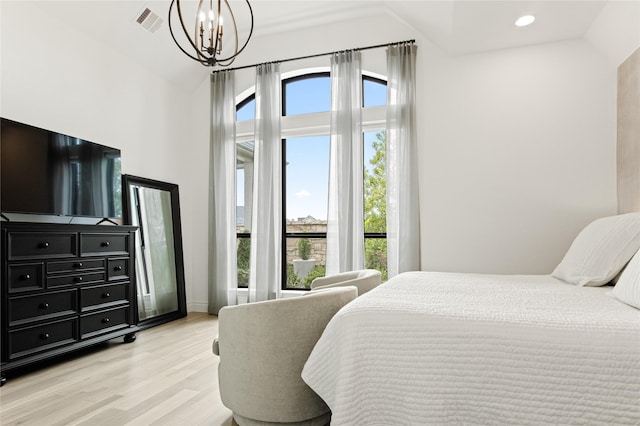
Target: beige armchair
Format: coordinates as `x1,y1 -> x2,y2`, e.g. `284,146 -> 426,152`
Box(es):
212,286 -> 357,426
310,269 -> 382,296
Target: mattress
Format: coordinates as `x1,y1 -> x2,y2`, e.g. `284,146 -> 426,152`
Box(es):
301,272 -> 640,425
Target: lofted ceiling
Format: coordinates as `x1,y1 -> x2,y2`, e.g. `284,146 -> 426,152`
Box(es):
30,0 -> 608,93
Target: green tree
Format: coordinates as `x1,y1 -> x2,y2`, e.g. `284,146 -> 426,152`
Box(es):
236,232 -> 251,287
297,237 -> 311,260
364,131 -> 388,281
304,265 -> 326,288
364,132 -> 386,233
286,263 -> 302,288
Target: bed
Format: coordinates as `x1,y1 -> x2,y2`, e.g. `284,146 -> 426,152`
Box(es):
302,49 -> 640,425
302,271 -> 640,425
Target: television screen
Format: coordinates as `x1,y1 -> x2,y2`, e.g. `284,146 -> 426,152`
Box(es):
1,118 -> 122,219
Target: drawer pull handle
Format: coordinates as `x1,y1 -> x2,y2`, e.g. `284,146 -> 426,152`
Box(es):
41,333 -> 50,340
75,276 -> 84,283
39,242 -> 50,249
20,274 -> 31,280
74,262 -> 83,268
40,303 -> 49,309
103,292 -> 111,298
102,318 -> 110,324
114,266 -> 123,272
101,241 -> 110,247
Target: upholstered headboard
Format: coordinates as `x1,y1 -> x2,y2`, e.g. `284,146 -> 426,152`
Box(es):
617,47 -> 640,213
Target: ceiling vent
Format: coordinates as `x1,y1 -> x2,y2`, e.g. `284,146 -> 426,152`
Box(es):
135,7 -> 163,33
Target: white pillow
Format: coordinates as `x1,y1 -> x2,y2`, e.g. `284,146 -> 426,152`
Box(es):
552,212 -> 640,286
613,249 -> 640,309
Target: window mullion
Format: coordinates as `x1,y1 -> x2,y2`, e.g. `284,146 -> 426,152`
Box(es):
362,105 -> 386,132
282,112 -> 330,138
236,106 -> 386,142
235,120 -> 254,142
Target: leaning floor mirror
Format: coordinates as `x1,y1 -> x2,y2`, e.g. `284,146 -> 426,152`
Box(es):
123,175 -> 187,329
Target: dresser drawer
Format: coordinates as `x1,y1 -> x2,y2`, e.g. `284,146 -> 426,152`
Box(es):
8,289 -> 77,326
7,263 -> 44,293
47,259 -> 105,274
1,222 -> 138,373
107,258 -> 130,281
80,233 -> 129,257
8,319 -> 78,360
80,307 -> 129,339
7,232 -> 77,260
47,271 -> 106,288
81,283 -> 128,311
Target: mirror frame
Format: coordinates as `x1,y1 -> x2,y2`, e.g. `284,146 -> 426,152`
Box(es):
122,175 -> 187,329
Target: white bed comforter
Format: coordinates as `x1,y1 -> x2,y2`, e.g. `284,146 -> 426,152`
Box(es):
301,272 -> 640,425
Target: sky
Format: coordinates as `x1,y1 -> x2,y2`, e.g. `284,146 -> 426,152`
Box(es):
236,76 -> 386,221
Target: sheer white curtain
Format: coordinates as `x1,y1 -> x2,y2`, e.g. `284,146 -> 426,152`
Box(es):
387,42 -> 420,278
249,63 -> 282,302
326,50 -> 365,275
208,70 -> 238,314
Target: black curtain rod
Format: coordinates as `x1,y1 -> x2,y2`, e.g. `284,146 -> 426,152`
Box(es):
210,39 -> 415,74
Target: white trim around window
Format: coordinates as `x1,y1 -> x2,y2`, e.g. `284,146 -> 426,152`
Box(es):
236,105 -> 386,143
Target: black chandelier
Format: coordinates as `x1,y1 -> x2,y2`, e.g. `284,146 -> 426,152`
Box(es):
169,0 -> 254,67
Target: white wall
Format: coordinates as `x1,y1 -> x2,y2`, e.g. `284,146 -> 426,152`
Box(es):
585,0 -> 640,66
0,2 -> 190,181
0,1 -> 197,302
420,40 -> 617,274
184,77 -> 211,312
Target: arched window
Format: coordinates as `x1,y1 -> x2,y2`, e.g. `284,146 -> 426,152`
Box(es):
235,71 -> 387,290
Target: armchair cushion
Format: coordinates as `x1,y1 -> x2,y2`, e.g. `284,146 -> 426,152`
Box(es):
215,286 -> 357,425
310,269 -> 382,296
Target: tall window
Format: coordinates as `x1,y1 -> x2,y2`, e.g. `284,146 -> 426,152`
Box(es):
282,74 -> 330,288
235,71 -> 387,289
235,142 -> 252,288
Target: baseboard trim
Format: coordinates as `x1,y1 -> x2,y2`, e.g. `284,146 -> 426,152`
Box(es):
188,301 -> 208,313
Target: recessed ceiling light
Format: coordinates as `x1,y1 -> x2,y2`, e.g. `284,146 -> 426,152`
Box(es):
515,15 -> 535,27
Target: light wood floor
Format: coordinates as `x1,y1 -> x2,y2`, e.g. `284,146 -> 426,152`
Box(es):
0,313 -> 235,426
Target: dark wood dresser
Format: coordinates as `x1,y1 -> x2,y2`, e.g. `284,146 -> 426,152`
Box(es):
1,221 -> 138,385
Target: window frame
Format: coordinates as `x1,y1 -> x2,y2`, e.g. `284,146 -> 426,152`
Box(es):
235,70 -> 388,291
361,75 -> 388,249
281,73 -> 331,290
362,75 -> 387,108
236,231 -> 251,288
235,94 -> 255,123
282,72 -> 330,117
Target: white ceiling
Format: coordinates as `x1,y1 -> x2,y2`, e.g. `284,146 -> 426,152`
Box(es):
30,0 -> 608,93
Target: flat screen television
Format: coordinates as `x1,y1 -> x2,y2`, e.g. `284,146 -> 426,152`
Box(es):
1,118 -> 122,219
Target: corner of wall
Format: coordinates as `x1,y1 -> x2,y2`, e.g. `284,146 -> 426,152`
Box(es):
584,0 -> 640,67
